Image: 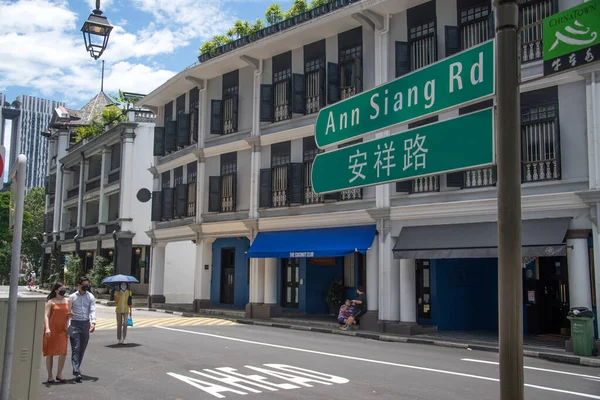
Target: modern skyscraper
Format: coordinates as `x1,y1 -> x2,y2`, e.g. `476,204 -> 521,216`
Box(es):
3,95 -> 64,189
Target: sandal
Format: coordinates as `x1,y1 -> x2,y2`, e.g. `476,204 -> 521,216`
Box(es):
56,377 -> 66,383
45,379 -> 56,384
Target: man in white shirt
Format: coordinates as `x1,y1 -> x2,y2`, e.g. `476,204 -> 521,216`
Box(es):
68,276 -> 96,382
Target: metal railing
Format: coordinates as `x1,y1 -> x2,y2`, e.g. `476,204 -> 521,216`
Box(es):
66,187 -> 79,199
463,167 -> 496,188
223,97 -> 235,134
274,80 -> 291,122
520,0 -> 554,63
341,86 -> 356,100
340,188 -> 362,201
460,3 -> 490,50
306,70 -> 321,114
187,182 -> 197,217
409,20 -> 436,71
272,165 -> 288,207
221,173 -> 235,212
412,176 -> 440,193
303,161 -> 323,204
522,120 -> 560,182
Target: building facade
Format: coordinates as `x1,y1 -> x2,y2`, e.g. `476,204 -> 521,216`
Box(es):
140,0 -> 600,340
42,93 -> 160,296
2,95 -> 65,189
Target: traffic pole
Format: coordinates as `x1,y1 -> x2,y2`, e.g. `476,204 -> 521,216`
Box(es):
494,2 -> 524,399
0,155 -> 27,400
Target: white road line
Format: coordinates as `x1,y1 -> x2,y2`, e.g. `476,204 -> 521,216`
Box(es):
461,358 -> 600,380
155,326 -> 600,399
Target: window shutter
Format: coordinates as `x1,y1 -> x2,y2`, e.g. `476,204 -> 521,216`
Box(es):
210,100 -> 223,135
154,127 -> 166,156
395,41 -> 410,78
260,84 -> 274,122
487,11 -> 495,39
165,121 -> 177,152
446,172 -> 465,188
318,65 -> 326,109
292,73 -> 306,115
259,168 -> 272,208
151,191 -> 162,222
161,188 -> 174,220
288,163 -> 303,205
44,213 -> 53,233
175,183 -> 188,217
208,176 -> 221,212
327,62 -> 340,104
445,26 -> 461,57
176,114 -> 190,147
47,175 -> 56,195
354,58 -> 362,93
231,173 -> 237,212
231,94 -> 239,132
192,113 -> 198,143
396,180 -> 413,193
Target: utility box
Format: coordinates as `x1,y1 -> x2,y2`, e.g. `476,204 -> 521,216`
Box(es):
0,292 -> 46,400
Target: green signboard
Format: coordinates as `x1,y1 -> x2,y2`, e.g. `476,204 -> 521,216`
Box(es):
311,108 -> 494,194
543,0 -> 599,75
315,40 -> 495,148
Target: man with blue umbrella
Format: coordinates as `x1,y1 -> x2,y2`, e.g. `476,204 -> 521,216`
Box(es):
102,275 -> 139,345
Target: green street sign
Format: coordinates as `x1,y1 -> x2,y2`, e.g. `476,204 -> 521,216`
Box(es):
315,40 -> 495,148
311,108 -> 494,194
543,0 -> 600,75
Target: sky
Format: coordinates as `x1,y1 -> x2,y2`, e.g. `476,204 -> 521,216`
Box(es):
0,0 -> 295,109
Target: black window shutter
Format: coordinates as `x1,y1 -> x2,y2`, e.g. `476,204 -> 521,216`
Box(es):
192,113 -> 198,142
161,188 -> 174,220
396,180 -> 413,193
487,11 -> 495,39
447,172 -> 465,188
165,121 -> 177,152
47,175 -> 56,194
288,163 -> 303,205
318,65 -> 326,109
153,127 -> 165,156
208,176 -> 221,212
260,84 -> 274,122
231,94 -> 239,132
395,41 -> 410,78
176,114 -> 190,147
292,73 -> 306,115
354,58 -> 362,93
259,168 -> 272,208
175,183 -> 188,217
210,100 -> 223,135
327,62 -> 340,104
231,173 -> 237,212
445,26 -> 461,57
151,191 -> 162,221
44,213 -> 52,233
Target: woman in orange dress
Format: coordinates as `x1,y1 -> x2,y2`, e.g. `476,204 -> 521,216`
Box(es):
43,282 -> 72,384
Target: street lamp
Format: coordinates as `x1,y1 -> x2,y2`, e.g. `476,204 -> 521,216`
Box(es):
81,0 -> 113,60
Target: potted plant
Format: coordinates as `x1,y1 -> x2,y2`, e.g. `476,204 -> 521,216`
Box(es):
90,256 -> 113,294
64,253 -> 83,292
325,278 -> 344,315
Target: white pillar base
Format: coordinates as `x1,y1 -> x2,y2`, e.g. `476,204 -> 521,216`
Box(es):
400,259 -> 417,323
379,232 -> 400,322
193,239 -> 212,310
149,243 -> 166,304
366,239 -> 379,312
567,233 -> 592,309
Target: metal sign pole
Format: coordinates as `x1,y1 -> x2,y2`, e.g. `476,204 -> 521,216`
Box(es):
0,155 -> 27,400
495,2 -> 524,399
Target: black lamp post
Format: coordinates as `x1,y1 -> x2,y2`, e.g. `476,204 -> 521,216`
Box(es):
81,0 -> 113,60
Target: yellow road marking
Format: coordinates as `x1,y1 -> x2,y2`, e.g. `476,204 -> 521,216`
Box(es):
93,316 -> 238,330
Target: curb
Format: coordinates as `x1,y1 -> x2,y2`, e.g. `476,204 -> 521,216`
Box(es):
137,307 -> 600,368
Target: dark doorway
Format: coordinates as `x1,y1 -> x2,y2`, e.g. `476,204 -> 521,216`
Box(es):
282,258 -> 300,308
416,260 -> 431,319
524,256 -> 569,335
220,248 -> 236,304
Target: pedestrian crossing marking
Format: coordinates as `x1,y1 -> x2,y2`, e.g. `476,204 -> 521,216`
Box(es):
94,316 -> 238,331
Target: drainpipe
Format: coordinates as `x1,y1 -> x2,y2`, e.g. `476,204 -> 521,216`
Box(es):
592,71 -> 598,189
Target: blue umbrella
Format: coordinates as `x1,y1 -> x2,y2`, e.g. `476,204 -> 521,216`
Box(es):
102,274 -> 139,286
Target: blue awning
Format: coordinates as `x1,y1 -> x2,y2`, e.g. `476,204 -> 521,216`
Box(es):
246,225 -> 377,259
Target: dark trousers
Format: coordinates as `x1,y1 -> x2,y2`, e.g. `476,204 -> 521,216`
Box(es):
70,320 -> 90,375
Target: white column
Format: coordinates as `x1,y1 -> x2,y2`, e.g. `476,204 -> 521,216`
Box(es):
400,259 -> 417,323
196,158 -> 205,222
264,258 -> 278,305
366,238 -> 379,311
149,242 -> 166,301
593,208 -> 600,336
119,131 -> 135,231
97,147 -> 109,224
567,232 -> 593,309
378,230 -> 400,321
76,159 -> 86,228
249,258 -> 265,303
194,238 -> 212,302
248,142 -> 261,219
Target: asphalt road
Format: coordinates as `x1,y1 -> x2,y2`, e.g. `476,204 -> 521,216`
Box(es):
36,305 -> 600,400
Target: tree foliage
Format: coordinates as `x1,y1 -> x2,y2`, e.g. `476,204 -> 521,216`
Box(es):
265,3 -> 284,25
310,0 -> 329,7
22,187 -> 45,273
285,0 -> 308,18
74,104 -> 125,143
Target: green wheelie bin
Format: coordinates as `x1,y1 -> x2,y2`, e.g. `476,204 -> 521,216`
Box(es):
568,307 -> 595,357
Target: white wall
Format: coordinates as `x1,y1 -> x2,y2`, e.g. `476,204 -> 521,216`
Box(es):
388,12 -> 408,82
437,0 -> 457,59
237,149 -> 252,211
164,240 -> 196,303
238,66 -> 254,133
203,155 -> 220,214
130,123 -> 155,245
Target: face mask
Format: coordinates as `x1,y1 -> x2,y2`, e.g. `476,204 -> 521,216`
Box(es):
120,284 -> 127,291
58,290 -> 67,297
81,285 -> 90,292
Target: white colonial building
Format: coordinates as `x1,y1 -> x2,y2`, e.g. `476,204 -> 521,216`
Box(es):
139,0 -> 600,343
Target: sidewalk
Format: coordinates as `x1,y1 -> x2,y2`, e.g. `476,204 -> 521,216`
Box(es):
137,306 -> 600,368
